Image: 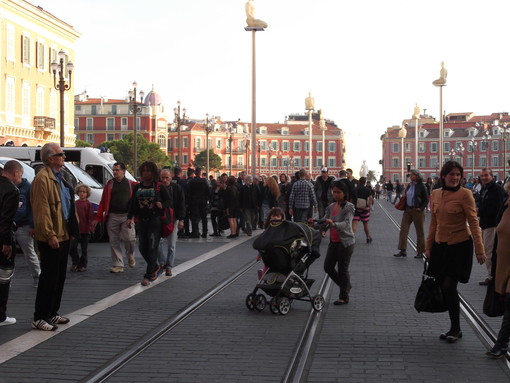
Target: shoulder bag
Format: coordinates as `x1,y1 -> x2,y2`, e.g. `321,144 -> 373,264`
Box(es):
414,260 -> 447,313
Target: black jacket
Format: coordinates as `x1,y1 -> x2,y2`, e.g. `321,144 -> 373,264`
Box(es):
407,181 -> 429,210
239,183 -> 259,209
163,182 -> 186,221
479,180 -> 506,229
0,176 -> 20,247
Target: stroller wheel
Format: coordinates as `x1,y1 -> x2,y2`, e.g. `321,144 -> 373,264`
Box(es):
245,294 -> 255,310
312,295 -> 325,311
270,297 -> 279,314
255,294 -> 267,311
278,297 -> 291,315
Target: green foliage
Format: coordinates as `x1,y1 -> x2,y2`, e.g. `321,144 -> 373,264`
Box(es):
74,139 -> 92,147
193,149 -> 223,171
96,133 -> 172,173
366,170 -> 377,183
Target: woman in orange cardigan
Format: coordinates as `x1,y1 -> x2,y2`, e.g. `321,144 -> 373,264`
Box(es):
426,161 -> 486,343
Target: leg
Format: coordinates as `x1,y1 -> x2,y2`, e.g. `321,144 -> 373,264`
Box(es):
166,219 -> 178,268
199,200 -> 208,236
337,244 -> 354,300
0,282 -> 10,322
79,234 -> 89,268
15,226 -> 41,279
482,227 -> 496,278
323,243 -> 342,287
107,214 -> 125,267
362,221 -> 371,240
442,276 -> 461,335
397,208 -> 413,252
137,222 -> 152,279
242,209 -> 252,235
69,236 -> 79,268
190,204 -> 200,236
352,219 -> 359,233
413,209 -> 426,253
490,293 -> 510,355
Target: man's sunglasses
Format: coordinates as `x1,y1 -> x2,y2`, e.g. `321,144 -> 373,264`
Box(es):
50,152 -> 65,157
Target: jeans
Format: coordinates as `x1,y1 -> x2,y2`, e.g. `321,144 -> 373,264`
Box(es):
14,225 -> 40,279
137,216 -> 161,279
324,242 -> 354,300
69,233 -> 89,267
34,240 -> 70,321
158,219 -> 178,268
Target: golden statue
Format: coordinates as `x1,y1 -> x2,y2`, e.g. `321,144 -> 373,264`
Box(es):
305,92 -> 315,111
245,0 -> 268,28
432,61 -> 447,86
412,103 -> 420,119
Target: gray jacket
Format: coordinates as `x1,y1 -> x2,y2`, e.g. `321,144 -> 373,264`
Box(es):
322,201 -> 356,247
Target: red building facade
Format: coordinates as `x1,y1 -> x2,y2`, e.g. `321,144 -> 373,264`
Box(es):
381,112 -> 510,182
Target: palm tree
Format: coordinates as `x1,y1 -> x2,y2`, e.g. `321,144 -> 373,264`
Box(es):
366,170 -> 377,184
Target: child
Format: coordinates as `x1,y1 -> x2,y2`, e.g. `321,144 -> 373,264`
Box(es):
70,184 -> 95,272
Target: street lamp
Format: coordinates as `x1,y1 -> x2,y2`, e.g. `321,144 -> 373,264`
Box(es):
412,103 -> 420,170
501,123 -> 510,181
174,101 -> 187,167
305,92 -> 315,176
398,124 -> 408,182
469,136 -> 477,178
268,148 -> 272,176
205,114 -> 215,177
128,81 -> 144,178
319,110 -> 327,169
244,133 -> 250,174
225,123 -> 235,175
482,129 -> 491,168
449,143 -> 464,160
51,49 -> 73,147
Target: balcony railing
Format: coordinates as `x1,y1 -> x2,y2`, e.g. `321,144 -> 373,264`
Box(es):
34,116 -> 56,130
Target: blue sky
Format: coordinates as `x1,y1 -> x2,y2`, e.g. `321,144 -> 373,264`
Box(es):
37,0 -> 510,175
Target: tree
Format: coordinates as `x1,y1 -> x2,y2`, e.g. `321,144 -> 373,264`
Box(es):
193,149 -> 223,171
366,170 -> 377,184
75,139 -> 92,147
97,133 -> 171,174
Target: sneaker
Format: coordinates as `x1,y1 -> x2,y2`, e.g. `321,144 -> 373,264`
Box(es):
50,315 -> 70,324
128,256 -> 136,268
150,266 -> 163,282
0,317 -> 16,326
70,265 -> 78,272
165,267 -> 172,276
141,278 -> 150,286
32,319 -> 57,331
110,266 -> 124,273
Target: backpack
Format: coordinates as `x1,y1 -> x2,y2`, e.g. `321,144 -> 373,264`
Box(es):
156,182 -> 174,238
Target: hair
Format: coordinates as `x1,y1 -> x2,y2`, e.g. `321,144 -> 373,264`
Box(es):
266,176 -> 281,198
174,167 -> 182,176
245,175 -> 253,183
41,143 -> 60,164
294,171 -> 300,179
264,207 -> 285,228
3,160 -> 22,174
481,168 -> 493,176
113,162 -> 126,170
160,168 -> 171,176
138,161 -> 159,182
359,176 -> 367,185
409,169 -> 423,182
331,180 -> 349,201
346,168 -> 353,174
187,168 -> 195,176
339,170 -> 347,177
75,183 -> 92,197
298,168 -> 306,178
195,167 -> 202,174
279,173 -> 288,183
226,176 -> 237,187
440,160 -> 464,180
504,181 -> 510,194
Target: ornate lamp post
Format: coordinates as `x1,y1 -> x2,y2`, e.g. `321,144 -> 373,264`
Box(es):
205,114 -> 215,176
244,133 -> 250,174
398,124 -> 408,182
482,129 -> 492,168
268,148 -> 272,175
128,81 -> 144,178
469,136 -> 477,178
174,101 -> 187,167
225,123 -> 235,174
412,103 -> 420,170
432,62 -> 447,167
305,92 -> 315,176
51,49 -> 73,147
449,143 -> 464,161
502,123 -> 510,181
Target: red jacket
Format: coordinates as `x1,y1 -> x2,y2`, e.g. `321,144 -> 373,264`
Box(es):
95,178 -> 137,222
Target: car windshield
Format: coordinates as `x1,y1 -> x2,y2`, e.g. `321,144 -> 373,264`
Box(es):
66,162 -> 102,188
0,157 -> 35,183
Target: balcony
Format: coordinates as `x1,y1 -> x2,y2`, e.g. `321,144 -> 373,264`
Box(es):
34,116 -> 56,131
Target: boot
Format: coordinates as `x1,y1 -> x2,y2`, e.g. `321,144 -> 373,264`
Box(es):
487,293 -> 510,359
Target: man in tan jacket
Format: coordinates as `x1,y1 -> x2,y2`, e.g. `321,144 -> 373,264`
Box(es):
31,143 -> 78,331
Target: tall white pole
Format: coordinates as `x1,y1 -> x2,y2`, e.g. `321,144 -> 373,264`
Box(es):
439,86 -> 444,168
308,109 -> 313,176
250,30 -> 257,179
415,117 -> 418,170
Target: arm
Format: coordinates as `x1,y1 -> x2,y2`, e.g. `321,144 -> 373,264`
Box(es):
463,191 -> 485,262
331,203 -> 355,233
425,191 -> 438,256
0,187 -> 19,248
31,176 -> 57,242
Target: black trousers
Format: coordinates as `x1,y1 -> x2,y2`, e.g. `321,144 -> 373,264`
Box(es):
69,233 -> 89,267
191,200 -> 208,235
34,240 -> 70,321
0,251 -> 14,322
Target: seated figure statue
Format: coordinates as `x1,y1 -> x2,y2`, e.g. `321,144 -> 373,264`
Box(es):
432,61 -> 447,86
245,0 -> 268,28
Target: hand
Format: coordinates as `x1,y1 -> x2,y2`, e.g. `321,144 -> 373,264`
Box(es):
289,209 -> 294,217
91,220 -> 98,230
126,219 -> 133,228
1,245 -> 12,258
425,250 -> 431,259
476,253 -> 486,265
155,201 -> 163,209
28,228 -> 35,238
325,219 -> 334,225
177,220 -> 184,230
48,236 -> 59,249
255,254 -> 262,261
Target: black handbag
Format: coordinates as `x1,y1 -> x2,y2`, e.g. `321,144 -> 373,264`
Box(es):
414,261 -> 447,313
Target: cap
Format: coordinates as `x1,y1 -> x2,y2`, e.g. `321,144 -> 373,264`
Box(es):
321,167 -> 328,172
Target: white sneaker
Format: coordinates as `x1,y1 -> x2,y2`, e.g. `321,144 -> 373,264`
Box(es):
0,317 -> 16,326
32,319 -> 57,331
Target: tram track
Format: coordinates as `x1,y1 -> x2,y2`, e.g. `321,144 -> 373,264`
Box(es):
378,200 -> 510,367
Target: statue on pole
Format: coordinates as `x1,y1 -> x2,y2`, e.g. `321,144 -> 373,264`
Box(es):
432,61 -> 447,86
305,91 -> 315,111
360,160 -> 368,178
245,0 -> 268,28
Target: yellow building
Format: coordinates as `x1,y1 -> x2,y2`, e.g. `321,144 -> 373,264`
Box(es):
0,0 -> 80,147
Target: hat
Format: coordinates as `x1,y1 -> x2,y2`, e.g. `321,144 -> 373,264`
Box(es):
321,167 -> 328,172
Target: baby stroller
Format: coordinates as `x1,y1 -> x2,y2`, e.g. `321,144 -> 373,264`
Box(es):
245,220 -> 324,315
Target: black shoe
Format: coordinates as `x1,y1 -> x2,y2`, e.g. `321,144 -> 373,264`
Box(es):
209,232 -> 219,237
393,251 -> 407,257
486,347 -> 508,359
201,233 -> 207,238
439,330 -> 462,341
367,237 -> 373,243
445,331 -> 463,343
333,298 -> 349,305
226,234 -> 237,239
190,233 -> 200,239
415,253 -> 424,259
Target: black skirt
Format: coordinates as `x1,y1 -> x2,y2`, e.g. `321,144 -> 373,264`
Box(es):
427,237 -> 474,284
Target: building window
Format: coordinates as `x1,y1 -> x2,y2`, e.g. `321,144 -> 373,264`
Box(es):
86,134 -> 94,144
107,133 -> 114,141
37,41 -> 45,70
91,105 -> 97,115
466,157 -> 473,167
479,156 -> 487,167
293,141 -> 301,152
443,142 -> 451,152
492,140 -> 499,151
183,137 -> 188,148
74,118 -> 79,129
36,86 -> 45,116
6,24 -> 15,61
282,141 -> 290,151
107,118 -> 115,131
492,156 -> 499,167
158,135 -> 166,147
270,141 -> 278,151
304,157 -> 310,167
195,137 -> 202,151
259,140 -> 267,150
392,158 -> 400,167
418,142 -> 426,153
328,142 -> 336,152
294,157 -> 301,167
328,158 -> 337,167
112,105 -> 117,115
121,117 -> 128,130
183,155 -> 188,165
480,141 -> 488,151
270,157 -> 277,167
86,118 -> 93,130
419,130 -> 427,138
5,77 -> 15,123
316,158 -> 323,167
418,158 -> 426,168
259,127 -> 267,134
216,138 -> 222,149
48,47 -> 57,73
281,127 -> 289,135
22,34 -> 31,65
260,157 -> 267,166
430,142 -> 438,153
404,142 -> 412,153
22,82 -> 31,125
391,143 -> 400,153
304,141 -> 309,152
316,142 -> 323,152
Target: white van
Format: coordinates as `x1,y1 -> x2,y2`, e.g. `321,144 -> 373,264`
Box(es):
0,146 -> 136,186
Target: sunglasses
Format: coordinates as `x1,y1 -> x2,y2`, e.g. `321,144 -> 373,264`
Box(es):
50,152 -> 65,157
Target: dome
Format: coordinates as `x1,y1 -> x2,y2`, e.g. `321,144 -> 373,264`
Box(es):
143,86 -> 163,107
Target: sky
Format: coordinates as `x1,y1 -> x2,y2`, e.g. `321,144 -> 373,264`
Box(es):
35,0 -> 510,177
